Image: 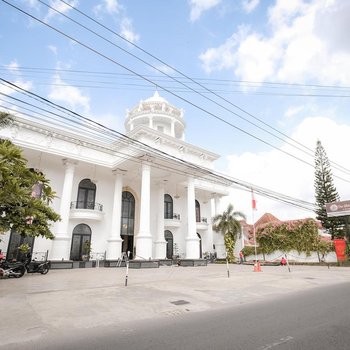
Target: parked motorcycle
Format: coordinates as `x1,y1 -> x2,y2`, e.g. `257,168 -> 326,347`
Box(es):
25,259 -> 50,275
0,260 -> 26,278
0,253 -> 50,278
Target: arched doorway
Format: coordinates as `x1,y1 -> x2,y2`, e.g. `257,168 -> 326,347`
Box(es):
121,191 -> 135,259
197,232 -> 202,258
164,230 -> 173,259
76,179 -> 96,209
6,229 -> 34,261
70,224 -> 92,261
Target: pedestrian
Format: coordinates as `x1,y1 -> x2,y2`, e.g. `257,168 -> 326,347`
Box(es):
239,251 -> 244,264
0,250 -> 4,261
281,256 -> 287,266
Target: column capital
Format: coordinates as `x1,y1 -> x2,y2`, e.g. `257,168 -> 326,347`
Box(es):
112,168 -> 127,176
62,158 -> 78,168
139,154 -> 154,165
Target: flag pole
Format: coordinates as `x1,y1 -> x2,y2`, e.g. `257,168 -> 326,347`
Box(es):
251,189 -> 258,264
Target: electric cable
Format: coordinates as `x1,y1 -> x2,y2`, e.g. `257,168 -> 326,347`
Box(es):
11,0 -> 350,177
0,80 -> 319,211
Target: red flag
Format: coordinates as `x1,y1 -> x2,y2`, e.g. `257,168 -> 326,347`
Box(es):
251,190 -> 257,210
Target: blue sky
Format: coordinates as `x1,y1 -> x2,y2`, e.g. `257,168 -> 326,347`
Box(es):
2,0 -> 350,222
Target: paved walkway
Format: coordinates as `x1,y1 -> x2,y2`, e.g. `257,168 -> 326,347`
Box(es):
1,264 -> 350,346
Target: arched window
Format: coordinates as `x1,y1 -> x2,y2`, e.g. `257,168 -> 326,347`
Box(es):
76,179 -> 96,209
164,194 -> 173,219
121,191 -> 135,259
70,224 -> 92,261
164,230 -> 173,259
195,200 -> 201,222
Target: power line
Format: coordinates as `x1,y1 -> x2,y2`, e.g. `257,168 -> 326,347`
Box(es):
0,80 -> 317,212
2,65 -> 350,93
0,1 -> 336,175
53,0 -> 350,171
7,0 -> 350,178
1,2 -> 348,205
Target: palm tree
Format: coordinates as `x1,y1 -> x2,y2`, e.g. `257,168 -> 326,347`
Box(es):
0,112 -> 14,128
212,204 -> 246,262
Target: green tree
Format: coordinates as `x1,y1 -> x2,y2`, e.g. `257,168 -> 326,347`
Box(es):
0,111 -> 14,128
0,113 -> 60,240
314,140 -> 343,239
212,204 -> 246,262
256,219 -> 332,257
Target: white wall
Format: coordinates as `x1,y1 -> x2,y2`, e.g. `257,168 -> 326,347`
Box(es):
244,250 -> 338,263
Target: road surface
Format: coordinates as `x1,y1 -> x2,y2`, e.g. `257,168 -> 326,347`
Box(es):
3,281 -> 350,350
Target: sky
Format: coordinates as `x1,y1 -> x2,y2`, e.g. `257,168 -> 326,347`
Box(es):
1,0 -> 350,223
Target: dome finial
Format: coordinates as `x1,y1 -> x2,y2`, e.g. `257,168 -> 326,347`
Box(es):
153,85 -> 160,99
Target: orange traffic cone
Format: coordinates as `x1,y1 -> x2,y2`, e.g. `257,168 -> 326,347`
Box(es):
253,261 -> 262,272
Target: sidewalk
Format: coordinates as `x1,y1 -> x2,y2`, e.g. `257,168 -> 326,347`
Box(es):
1,264 -> 350,345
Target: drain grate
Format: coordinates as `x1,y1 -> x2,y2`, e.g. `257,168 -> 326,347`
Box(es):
170,300 -> 190,305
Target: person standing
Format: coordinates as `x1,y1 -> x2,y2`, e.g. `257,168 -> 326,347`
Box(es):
239,251 -> 244,264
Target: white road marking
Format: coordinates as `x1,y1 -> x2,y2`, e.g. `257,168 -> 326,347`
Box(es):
258,336 -> 294,350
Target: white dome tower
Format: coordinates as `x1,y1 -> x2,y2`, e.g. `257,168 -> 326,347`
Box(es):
125,91 -> 186,140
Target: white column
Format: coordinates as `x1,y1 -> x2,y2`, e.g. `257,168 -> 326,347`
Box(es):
51,159 -> 77,260
149,117 -> 153,129
106,170 -> 124,260
206,196 -> 214,253
171,119 -> 175,137
135,162 -> 153,259
185,177 -> 199,258
154,181 -> 167,259
214,195 -> 222,216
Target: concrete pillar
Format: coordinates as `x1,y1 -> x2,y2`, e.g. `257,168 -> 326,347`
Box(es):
135,162 -> 152,259
185,177 -> 199,258
206,196 -> 214,252
171,119 -> 175,137
51,159 -> 77,260
106,170 -> 124,260
154,182 -> 167,259
214,196 -> 222,215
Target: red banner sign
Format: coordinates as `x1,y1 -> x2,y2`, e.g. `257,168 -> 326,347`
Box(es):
334,239 -> 347,262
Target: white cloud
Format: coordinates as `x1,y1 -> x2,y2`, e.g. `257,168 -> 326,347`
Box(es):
44,0 -> 79,22
47,45 -> 58,55
189,0 -> 222,22
120,17 -> 139,44
0,63 -> 33,97
5,61 -> 20,74
93,0 -> 120,15
23,0 -> 40,8
242,0 -> 260,13
284,105 -> 304,120
152,64 -> 175,75
200,0 -> 350,85
94,112 -> 121,130
0,79 -> 33,96
226,115 -> 350,223
48,75 -> 90,114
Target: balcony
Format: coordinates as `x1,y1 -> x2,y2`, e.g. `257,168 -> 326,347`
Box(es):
70,201 -> 104,221
164,213 -> 181,228
196,217 -> 209,230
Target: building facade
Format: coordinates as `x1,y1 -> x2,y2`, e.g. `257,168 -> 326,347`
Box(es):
0,92 -> 229,263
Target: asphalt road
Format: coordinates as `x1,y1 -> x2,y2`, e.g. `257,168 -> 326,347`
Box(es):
4,281 -> 350,350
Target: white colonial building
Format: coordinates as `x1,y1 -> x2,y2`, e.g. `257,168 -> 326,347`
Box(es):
0,92 -> 230,266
